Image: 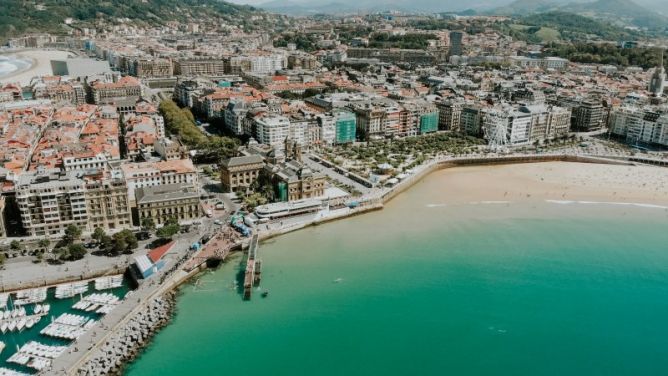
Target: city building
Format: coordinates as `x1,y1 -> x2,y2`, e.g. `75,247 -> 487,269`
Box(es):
220,155 -> 265,193
136,183 -> 201,225
436,99 -> 462,131
254,114 -> 291,150
609,106 -> 668,147
570,99 -> 606,131
174,59 -> 226,76
460,105 -> 485,137
347,48 -> 439,65
267,160 -> 326,202
120,159 -> 199,203
90,76 -> 142,105
649,53 -> 666,98
449,31 -> 463,57
333,109 -> 357,144
132,58 -> 173,78
483,104 -> 571,146
16,169 -> 131,237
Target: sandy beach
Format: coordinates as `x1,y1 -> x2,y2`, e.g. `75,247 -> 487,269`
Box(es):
0,49 -> 72,86
431,162 -> 668,206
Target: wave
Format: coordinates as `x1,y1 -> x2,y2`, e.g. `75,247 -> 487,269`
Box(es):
469,201 -> 511,205
0,55 -> 32,77
426,204 -> 447,208
545,200 -> 668,210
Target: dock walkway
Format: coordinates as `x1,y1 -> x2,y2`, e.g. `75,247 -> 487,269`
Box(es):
243,233 -> 261,300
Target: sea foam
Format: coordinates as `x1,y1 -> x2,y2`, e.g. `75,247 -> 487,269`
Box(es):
546,200 -> 668,210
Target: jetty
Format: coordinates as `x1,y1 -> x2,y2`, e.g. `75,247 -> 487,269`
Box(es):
243,233 -> 261,300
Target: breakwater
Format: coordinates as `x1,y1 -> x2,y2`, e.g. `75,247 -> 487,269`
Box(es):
75,292 -> 176,376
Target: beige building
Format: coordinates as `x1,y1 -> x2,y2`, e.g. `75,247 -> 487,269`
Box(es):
268,160 -> 326,202
91,76 -> 142,104
154,138 -> 187,161
133,58 -> 173,78
174,59 -> 225,76
136,183 -> 201,225
220,155 -> 265,194
84,171 -> 133,231
120,159 -> 199,203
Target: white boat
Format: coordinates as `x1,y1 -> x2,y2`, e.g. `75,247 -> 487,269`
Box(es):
17,318 -> 26,331
25,318 -> 36,329
1,322 -> 7,333
0,340 -> 5,355
34,304 -> 42,314
42,304 -> 50,314
7,321 -> 16,331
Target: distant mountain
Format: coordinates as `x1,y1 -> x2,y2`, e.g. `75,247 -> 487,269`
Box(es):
248,0 -> 668,15
260,0 -> 509,15
563,0 -> 667,28
491,0 -> 667,29
0,0 -> 261,41
261,0 -> 356,15
493,0 -> 565,15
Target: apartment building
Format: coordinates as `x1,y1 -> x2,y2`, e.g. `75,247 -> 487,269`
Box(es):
16,169 -> 131,237
254,114 -> 291,150
90,76 -> 142,105
609,106 -> 668,147
174,59 -> 225,76
435,99 -> 462,132
132,58 -> 173,78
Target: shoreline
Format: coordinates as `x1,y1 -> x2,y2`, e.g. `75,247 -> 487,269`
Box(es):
0,49 -> 72,85
36,154 -> 668,375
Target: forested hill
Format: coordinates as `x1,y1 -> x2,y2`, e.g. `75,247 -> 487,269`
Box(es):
0,0 -> 260,41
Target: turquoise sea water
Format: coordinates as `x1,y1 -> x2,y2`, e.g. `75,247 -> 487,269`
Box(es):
126,175 -> 668,376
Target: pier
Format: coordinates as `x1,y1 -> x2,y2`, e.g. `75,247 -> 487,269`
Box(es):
182,228 -> 241,272
243,233 -> 261,300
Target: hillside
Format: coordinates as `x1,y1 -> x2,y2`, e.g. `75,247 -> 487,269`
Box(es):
564,0 -> 667,29
493,11 -> 641,43
492,0 -> 667,29
0,0 -> 260,41
492,0 -> 563,15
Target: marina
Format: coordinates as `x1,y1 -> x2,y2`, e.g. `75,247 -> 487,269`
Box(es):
0,306 -> 49,335
7,342 -> 68,372
0,276 -> 129,374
